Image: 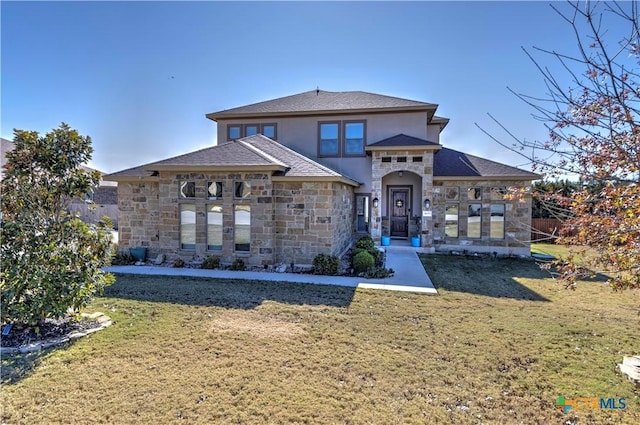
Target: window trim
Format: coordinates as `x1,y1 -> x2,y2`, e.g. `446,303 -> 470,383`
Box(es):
342,120 -> 366,157
318,121 -> 341,157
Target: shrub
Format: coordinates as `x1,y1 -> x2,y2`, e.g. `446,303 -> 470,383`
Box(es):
355,235 -> 375,251
351,246 -> 383,268
353,251 -> 375,274
312,253 -> 340,276
230,258 -> 246,271
111,251 -> 136,265
201,256 -> 220,270
173,258 -> 185,268
365,267 -> 395,279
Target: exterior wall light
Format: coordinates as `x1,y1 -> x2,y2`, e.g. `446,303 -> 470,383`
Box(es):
398,171 -> 403,177
373,198 -> 379,208
424,198 -> 431,209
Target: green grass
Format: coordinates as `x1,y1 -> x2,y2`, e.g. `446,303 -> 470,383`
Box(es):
2,258 -> 639,424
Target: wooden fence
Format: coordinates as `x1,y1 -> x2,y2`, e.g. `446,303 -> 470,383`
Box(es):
531,218 -> 564,242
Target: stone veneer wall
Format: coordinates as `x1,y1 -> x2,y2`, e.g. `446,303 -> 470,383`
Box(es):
116,181 -> 160,253
273,181 -> 355,265
370,150 -> 434,246
431,180 -> 533,255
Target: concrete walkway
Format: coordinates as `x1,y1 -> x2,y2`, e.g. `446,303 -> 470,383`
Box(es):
105,245 -> 437,295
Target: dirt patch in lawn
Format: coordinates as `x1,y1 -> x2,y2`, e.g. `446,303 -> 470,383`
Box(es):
209,310 -> 304,339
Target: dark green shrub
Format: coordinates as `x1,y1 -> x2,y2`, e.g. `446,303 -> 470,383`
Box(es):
351,246 -> 383,268
353,251 -> 375,273
355,235 -> 375,251
111,251 -> 136,265
230,258 -> 246,271
201,256 -> 220,269
312,253 -> 340,276
172,258 -> 185,268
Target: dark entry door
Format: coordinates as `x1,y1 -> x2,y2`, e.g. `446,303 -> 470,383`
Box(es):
390,189 -> 409,237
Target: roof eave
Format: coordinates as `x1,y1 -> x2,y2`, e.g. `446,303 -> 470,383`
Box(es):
366,145 -> 442,152
272,175 -> 360,187
103,174 -> 158,182
434,174 -> 541,181
145,164 -> 287,172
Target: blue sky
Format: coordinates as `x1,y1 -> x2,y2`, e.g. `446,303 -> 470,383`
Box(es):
1,1 -> 589,173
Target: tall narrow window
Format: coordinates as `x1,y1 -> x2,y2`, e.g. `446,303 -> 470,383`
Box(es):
234,205 -> 251,252
344,121 -> 365,155
319,122 -> 339,156
355,194 -> 370,232
445,204 -> 459,238
490,204 -> 505,239
180,204 -> 196,250
228,125 -> 241,140
207,205 -> 223,251
468,204 -> 482,238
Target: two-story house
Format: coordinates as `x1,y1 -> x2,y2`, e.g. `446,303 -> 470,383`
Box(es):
105,90 -> 539,266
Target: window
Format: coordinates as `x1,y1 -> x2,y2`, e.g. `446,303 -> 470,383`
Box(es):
234,205 -> 251,252
397,156 -> 407,163
490,204 -> 505,239
244,124 -> 259,137
180,181 -> 196,198
228,125 -> 241,140
319,122 -> 339,156
207,205 -> 223,251
445,187 -> 459,201
412,156 -> 423,162
180,204 -> 196,250
344,121 -> 365,155
355,194 -> 370,232
234,181 -> 251,199
468,187 -> 482,201
261,124 -> 277,139
491,187 -> 506,200
382,157 -> 391,163
207,181 -> 223,200
445,205 -> 459,238
468,204 -> 482,238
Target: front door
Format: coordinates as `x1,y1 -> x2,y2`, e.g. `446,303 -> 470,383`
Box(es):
390,188 -> 409,238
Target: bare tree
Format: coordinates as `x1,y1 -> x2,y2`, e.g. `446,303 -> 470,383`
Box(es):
479,1 -> 640,290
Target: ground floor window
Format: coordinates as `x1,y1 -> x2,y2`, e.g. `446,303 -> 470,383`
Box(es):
234,205 -> 251,252
207,205 -> 223,251
445,204 -> 459,238
355,194 -> 370,232
180,203 -> 196,250
467,204 -> 482,238
490,204 -> 505,239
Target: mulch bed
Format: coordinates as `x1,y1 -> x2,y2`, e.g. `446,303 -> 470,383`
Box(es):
1,317 -> 100,348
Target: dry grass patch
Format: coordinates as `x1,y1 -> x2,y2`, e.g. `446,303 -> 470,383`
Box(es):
1,266 -> 639,424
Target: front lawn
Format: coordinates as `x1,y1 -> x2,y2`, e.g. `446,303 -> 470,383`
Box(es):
2,256 -> 639,424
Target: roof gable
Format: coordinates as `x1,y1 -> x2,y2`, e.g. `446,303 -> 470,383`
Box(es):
367,134 -> 441,149
207,90 -> 438,120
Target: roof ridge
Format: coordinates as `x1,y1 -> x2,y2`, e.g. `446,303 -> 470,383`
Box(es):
237,136 -> 289,168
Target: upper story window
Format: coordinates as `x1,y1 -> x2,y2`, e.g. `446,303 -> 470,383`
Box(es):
228,125 -> 241,140
318,120 -> 366,157
319,122 -> 340,156
344,121 -> 365,155
227,123 -> 278,141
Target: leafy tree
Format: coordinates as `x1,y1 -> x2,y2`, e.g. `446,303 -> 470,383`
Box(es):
1,124 -> 115,325
481,1 -> 639,290
531,180 -> 580,219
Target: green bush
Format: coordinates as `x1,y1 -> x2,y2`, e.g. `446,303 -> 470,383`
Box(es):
201,256 -> 220,269
365,267 -> 395,279
230,258 -> 246,271
111,250 -> 136,265
351,246 -> 383,268
355,235 -> 375,251
312,253 -> 341,276
353,251 -> 375,273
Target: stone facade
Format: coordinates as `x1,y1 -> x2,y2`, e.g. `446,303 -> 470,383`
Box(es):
116,174 -> 356,265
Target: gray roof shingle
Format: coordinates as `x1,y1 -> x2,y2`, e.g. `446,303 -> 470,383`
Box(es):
368,134 -> 440,147
433,147 -> 540,179
207,90 -> 438,119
